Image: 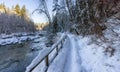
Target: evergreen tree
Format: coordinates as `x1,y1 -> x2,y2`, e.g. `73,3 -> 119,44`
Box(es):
14,4 -> 20,15
20,5 -> 27,17
0,3 -> 7,13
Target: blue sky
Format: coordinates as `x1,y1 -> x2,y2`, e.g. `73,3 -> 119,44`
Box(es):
0,0 -> 53,23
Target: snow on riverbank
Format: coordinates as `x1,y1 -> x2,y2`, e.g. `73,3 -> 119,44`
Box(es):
0,31 -> 45,46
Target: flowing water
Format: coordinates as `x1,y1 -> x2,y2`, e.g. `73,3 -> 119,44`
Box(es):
0,36 -> 45,72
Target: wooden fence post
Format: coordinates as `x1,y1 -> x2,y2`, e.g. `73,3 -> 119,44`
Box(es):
56,45 -> 58,55
46,55 -> 49,66
61,40 -> 63,48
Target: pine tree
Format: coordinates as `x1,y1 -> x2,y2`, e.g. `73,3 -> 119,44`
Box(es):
14,4 -> 20,15
0,3 -> 7,13
20,5 -> 27,17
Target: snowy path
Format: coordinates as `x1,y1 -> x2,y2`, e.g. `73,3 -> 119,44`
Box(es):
47,35 -> 86,72
27,19 -> 120,72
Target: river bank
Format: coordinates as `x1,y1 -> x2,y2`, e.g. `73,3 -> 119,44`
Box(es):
0,31 -> 47,72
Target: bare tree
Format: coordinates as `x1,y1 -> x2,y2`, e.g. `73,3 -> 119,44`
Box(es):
52,0 -> 70,32
65,0 -> 120,36
33,0 -> 52,33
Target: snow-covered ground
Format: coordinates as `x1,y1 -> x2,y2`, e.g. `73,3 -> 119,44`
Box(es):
26,19 -> 120,72
0,31 -> 45,46
77,20 -> 120,72
47,30 -> 120,72
47,34 -> 87,72
25,33 -> 66,72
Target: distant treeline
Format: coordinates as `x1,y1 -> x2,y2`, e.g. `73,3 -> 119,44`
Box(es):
0,3 -> 36,34
35,22 -> 48,30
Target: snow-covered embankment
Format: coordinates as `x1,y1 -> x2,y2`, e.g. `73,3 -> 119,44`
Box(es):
0,31 -> 45,46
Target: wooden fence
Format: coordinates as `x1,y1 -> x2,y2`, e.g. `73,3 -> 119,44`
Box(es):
26,33 -> 67,72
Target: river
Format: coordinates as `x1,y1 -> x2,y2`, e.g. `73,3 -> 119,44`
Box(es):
0,36 -> 45,72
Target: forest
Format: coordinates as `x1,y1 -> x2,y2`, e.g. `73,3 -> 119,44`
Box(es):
36,0 -> 120,46
0,0 -> 120,36
28,0 -> 119,38
0,3 -> 36,34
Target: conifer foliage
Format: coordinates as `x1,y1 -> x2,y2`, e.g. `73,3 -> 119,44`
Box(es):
0,4 -> 36,34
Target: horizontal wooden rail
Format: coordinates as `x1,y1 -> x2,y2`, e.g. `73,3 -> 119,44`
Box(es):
25,33 -> 67,72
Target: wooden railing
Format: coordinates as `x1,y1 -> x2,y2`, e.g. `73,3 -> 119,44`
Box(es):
25,33 -> 67,72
